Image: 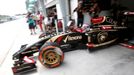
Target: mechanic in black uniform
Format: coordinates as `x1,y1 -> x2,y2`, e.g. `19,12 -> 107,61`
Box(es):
92,0 -> 112,16
73,1 -> 84,28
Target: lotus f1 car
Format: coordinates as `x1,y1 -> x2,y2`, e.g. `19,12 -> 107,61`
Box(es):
12,11 -> 134,74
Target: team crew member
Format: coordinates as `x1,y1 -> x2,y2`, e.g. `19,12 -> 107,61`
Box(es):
27,15 -> 36,35
37,11 -> 44,32
73,1 -> 84,28
96,0 -> 112,16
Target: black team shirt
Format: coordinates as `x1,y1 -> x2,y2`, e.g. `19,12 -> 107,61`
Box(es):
97,0 -> 111,10
74,7 -> 84,19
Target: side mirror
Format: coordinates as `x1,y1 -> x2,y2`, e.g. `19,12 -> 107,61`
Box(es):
39,33 -> 46,39
20,44 -> 28,50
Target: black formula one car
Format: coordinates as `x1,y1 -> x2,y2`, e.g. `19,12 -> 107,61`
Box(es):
11,11 -> 134,74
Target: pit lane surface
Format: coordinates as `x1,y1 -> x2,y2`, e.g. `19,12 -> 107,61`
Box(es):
0,18 -> 134,75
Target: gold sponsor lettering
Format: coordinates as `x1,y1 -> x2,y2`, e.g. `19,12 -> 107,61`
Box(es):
64,35 -> 82,43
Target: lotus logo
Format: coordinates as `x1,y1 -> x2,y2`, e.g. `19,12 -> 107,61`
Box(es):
63,35 -> 82,43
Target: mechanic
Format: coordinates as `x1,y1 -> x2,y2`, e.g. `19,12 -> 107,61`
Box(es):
73,1 -> 84,28
89,0 -> 112,17
69,0 -> 97,32
96,0 -> 112,16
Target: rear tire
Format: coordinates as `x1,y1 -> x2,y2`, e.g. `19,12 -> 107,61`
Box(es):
97,31 -> 108,43
38,42 -> 64,68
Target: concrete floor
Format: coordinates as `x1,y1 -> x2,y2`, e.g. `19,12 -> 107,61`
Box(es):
0,18 -> 134,75
37,45 -> 134,75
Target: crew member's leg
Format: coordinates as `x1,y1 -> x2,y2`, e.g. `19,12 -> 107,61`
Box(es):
39,21 -> 43,32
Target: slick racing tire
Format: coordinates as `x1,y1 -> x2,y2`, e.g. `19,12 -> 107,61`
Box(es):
38,42 -> 64,68
97,31 -> 108,43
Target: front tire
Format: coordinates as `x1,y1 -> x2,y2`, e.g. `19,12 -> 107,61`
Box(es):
38,42 -> 64,68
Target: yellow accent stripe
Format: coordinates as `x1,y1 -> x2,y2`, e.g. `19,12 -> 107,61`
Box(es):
47,34 -> 65,42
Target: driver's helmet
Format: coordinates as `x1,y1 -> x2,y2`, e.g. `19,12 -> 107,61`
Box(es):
81,23 -> 90,32
67,20 -> 76,31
